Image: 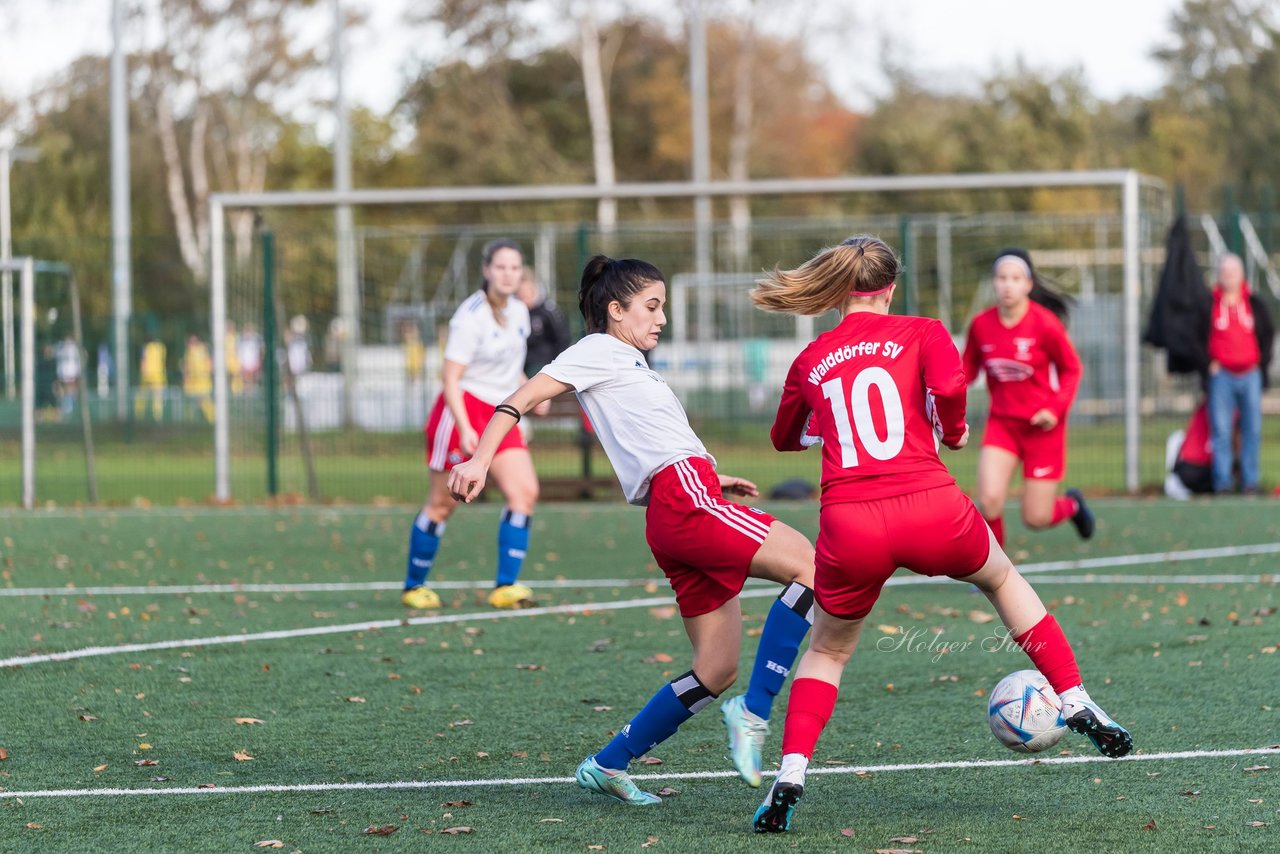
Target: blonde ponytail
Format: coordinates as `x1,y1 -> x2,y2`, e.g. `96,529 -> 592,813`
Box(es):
752,235 -> 900,316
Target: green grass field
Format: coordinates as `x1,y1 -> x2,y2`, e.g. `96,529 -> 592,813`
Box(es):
1,499 -> 1278,851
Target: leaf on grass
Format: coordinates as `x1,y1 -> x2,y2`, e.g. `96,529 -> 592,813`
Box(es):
593,706 -> 613,712
1175,591 -> 1189,607
1142,819 -> 1158,831
138,743 -> 152,750
874,849 -> 912,854
25,823 -> 43,830
1247,798 -> 1263,804
363,824 -> 399,835
149,776 -> 171,782
442,800 -> 474,808
515,664 -> 544,671
890,836 -> 919,843
79,715 -> 98,722
235,717 -> 265,725
875,624 -> 900,636
636,756 -> 663,765
641,837 -> 660,848
1243,765 -> 1270,772
440,826 -> 472,835
93,764 -> 108,772
539,818 -> 563,823
587,846 -> 605,851
310,809 -> 335,815
968,610 -> 996,624
643,653 -> 674,663
449,719 -> 473,727
346,697 -> 367,704
0,747 -> 9,761
254,842 -> 285,849
233,751 -> 254,761
133,759 -> 159,766
198,783 -> 217,789
1181,790 -> 1200,796
476,751 -> 489,758
1247,821 -> 1270,827
841,828 -> 855,837
655,787 -> 678,797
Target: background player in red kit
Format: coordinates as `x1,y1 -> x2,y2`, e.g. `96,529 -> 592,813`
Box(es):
962,248 -> 1093,547
748,236 -> 1132,834
448,255 -> 817,806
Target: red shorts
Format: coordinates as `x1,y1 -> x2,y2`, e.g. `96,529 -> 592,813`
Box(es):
981,416 -> 1067,480
424,391 -> 528,472
815,485 -> 991,620
645,457 -> 777,618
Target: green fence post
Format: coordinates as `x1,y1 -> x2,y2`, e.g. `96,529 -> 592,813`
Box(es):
898,214 -> 915,315
262,229 -> 279,498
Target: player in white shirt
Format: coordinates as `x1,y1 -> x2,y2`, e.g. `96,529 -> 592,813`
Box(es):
448,255 -> 818,806
403,239 -> 545,611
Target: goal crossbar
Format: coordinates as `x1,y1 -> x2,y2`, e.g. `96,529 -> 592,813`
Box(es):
209,169 -> 1160,500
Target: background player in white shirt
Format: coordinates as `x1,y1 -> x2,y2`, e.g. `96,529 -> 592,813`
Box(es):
403,239 -> 546,611
448,255 -> 818,806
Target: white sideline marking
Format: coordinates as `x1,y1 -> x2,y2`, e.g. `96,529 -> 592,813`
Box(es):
3,547 -> 1278,669
4,541 -> 1277,599
0,595 -> 679,669
3,746 -> 1277,800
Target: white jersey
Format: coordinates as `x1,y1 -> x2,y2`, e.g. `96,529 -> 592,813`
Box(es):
444,291 -> 531,405
540,333 -> 714,505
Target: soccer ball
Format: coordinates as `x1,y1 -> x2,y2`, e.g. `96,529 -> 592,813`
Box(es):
987,669 -> 1067,753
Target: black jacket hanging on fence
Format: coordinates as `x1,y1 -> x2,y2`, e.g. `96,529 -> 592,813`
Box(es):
1145,214 -> 1212,376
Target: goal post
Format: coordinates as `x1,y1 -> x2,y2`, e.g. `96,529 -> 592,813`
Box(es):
2,257 -> 34,508
209,169 -> 1164,502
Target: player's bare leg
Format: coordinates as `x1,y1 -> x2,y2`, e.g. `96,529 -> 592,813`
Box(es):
964,531 -> 1131,757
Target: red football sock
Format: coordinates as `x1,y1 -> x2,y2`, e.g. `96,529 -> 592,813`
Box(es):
781,678 -> 839,759
1050,496 -> 1078,527
985,515 -> 1005,547
1013,614 -> 1082,696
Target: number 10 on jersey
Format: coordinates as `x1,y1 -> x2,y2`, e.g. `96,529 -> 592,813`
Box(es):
821,367 -> 905,467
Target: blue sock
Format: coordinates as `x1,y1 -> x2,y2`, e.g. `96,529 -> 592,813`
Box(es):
744,582 -> 815,720
595,671 -> 716,771
404,512 -> 444,589
496,509 -> 530,587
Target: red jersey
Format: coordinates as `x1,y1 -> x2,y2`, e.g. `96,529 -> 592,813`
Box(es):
772,312 -> 967,504
962,302 -> 1082,422
1208,285 -> 1261,373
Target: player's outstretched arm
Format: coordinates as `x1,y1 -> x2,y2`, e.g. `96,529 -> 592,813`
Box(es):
448,373 -> 573,502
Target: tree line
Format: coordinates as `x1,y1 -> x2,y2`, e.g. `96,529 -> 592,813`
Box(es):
4,0 -> 1279,323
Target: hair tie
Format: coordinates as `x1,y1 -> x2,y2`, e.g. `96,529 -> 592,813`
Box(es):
849,282 -> 894,297
493,403 -> 522,423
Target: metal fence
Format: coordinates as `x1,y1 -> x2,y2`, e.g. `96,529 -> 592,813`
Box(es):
7,197 -> 1280,506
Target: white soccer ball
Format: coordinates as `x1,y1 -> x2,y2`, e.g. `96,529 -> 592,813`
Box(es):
987,669 -> 1067,753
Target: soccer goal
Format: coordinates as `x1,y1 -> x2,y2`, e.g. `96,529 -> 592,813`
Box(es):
1,258 -> 100,508
209,170 -> 1167,503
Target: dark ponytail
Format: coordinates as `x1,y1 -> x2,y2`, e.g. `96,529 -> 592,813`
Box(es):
995,247 -> 1072,323
578,255 -> 665,334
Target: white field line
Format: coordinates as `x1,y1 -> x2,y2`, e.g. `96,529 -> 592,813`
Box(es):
4,541 -> 1277,599
3,746 -> 1277,800
3,548 -> 1278,669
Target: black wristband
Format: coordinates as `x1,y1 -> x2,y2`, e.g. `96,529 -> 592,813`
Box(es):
494,403 -> 521,423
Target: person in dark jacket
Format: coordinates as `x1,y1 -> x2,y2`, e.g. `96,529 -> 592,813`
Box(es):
517,268 -> 571,376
